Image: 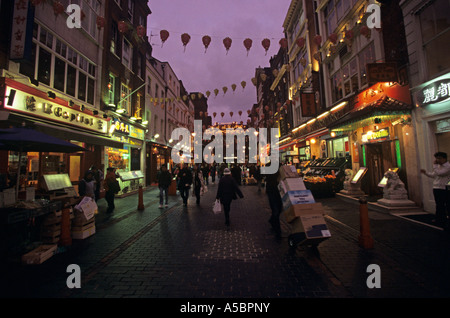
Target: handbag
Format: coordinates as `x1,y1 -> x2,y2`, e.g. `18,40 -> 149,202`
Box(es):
212,199 -> 221,214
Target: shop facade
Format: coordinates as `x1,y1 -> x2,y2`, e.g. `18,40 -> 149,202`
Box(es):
0,78 -> 121,196
145,141 -> 172,186
109,117 -> 146,196
329,82 -> 418,200
411,72 -> 450,213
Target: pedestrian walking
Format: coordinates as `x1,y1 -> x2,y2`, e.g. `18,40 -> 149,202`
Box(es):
177,163 -> 193,206
104,167 -> 120,214
78,170 -> 96,200
211,164 -> 217,184
193,165 -> 205,205
421,151 -> 450,229
202,164 -> 210,185
89,165 -> 104,202
216,168 -> 244,230
265,169 -> 283,239
231,164 -> 242,185
157,165 -> 172,208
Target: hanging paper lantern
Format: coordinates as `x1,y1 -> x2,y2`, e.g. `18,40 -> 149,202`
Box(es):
214,89 -> 219,97
53,1 -> 64,16
160,30 -> 170,47
260,74 -> 267,82
262,38 -> 271,55
231,84 -> 237,92
206,91 -> 211,98
314,34 -> 322,46
345,29 -> 354,41
241,81 -> 247,90
223,37 -> 232,54
251,78 -> 257,86
279,38 -> 288,49
296,37 -> 305,49
202,35 -> 212,53
328,33 -> 338,45
181,33 -> 191,52
213,112 -> 217,118
300,57 -> 307,67
222,87 -> 228,95
136,25 -> 146,38
118,21 -> 128,33
221,112 -> 225,118
273,69 -> 279,77
238,110 -> 242,117
264,105 -> 269,112
243,38 -> 253,56
230,112 -> 233,118
247,110 -> 251,115
360,25 -> 370,39
96,16 -> 106,29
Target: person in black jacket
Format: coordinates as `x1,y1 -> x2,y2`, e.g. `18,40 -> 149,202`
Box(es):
216,168 -> 244,229
265,169 -> 283,240
157,165 -> 172,208
177,163 -> 193,206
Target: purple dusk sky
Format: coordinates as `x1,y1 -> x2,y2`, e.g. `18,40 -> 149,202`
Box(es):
147,0 -> 292,124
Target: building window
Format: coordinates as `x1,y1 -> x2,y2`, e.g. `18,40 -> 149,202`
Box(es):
122,38 -> 133,70
111,21 -> 119,55
331,71 -> 343,102
38,47 -> 51,86
419,0 -> 450,78
108,74 -> 116,104
359,42 -> 375,87
121,83 -> 131,114
147,76 -> 152,95
127,0 -> 134,21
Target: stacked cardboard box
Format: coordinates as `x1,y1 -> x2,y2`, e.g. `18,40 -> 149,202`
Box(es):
72,197 -> 96,240
279,165 -> 331,246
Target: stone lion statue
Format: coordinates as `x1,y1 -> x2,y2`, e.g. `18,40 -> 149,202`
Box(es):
344,169 -> 354,182
383,170 -> 407,199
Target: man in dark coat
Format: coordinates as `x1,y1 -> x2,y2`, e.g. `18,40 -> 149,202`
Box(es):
177,163 -> 193,206
157,165 -> 172,208
231,164 -> 242,185
265,169 -> 283,239
216,168 -> 244,229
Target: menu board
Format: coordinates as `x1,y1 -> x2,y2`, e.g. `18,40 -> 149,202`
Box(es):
351,167 -> 368,184
42,174 -> 73,191
118,171 -> 144,181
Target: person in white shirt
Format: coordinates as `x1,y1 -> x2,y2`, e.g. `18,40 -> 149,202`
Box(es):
421,152 -> 450,229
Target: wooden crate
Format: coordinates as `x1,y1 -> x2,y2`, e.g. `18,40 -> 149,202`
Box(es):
21,244 -> 57,265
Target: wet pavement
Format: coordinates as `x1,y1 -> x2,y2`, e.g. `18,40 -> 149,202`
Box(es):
1,178 -> 450,311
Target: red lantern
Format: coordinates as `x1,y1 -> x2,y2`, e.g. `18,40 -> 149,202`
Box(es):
243,38 -> 253,56
230,112 -> 233,118
328,33 -> 338,45
136,25 -> 146,38
279,38 -> 288,49
247,110 -> 251,115
96,16 -> 106,29
345,29 -> 354,40
213,112 -> 217,118
296,37 -> 305,49
181,33 -> 191,52
238,110 -> 243,117
221,112 -> 225,118
262,38 -> 271,55
314,34 -> 322,46
264,105 -> 269,111
118,21 -> 128,33
53,1 -> 64,16
360,25 -> 370,38
160,30 -> 169,47
223,37 -> 232,55
202,35 -> 211,53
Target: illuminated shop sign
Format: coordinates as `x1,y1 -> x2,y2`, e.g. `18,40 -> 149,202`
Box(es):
112,119 -> 130,134
418,79 -> 450,106
3,86 -> 107,133
361,128 -> 389,143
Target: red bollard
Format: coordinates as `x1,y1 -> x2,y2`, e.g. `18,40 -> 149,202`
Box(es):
138,185 -> 144,211
59,207 -> 72,247
358,197 -> 374,249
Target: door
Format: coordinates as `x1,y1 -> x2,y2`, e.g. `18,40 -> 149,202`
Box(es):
69,154 -> 82,193
365,143 -> 384,195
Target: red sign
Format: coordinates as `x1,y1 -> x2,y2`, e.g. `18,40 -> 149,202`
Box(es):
300,93 -> 316,117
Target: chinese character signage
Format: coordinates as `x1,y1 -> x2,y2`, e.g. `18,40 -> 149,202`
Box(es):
419,79 -> 450,106
112,119 -> 130,134
366,63 -> 398,84
300,93 -> 316,117
10,0 -> 34,61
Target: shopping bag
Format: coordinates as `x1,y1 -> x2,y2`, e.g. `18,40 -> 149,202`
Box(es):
212,199 -> 222,214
